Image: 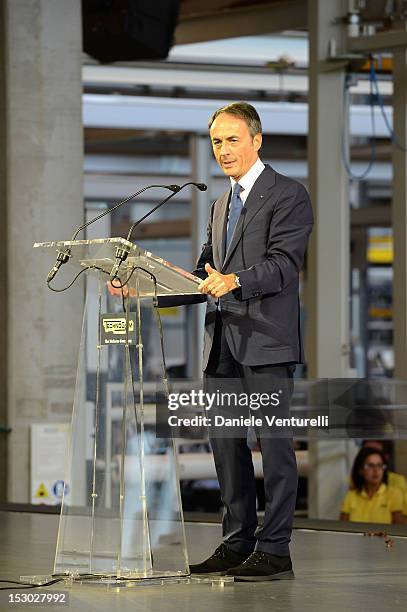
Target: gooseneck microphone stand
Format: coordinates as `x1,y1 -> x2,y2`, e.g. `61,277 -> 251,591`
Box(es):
110,182 -> 207,282
46,183 -> 181,285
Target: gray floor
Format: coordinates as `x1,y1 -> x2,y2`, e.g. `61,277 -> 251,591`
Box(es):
0,511 -> 406,612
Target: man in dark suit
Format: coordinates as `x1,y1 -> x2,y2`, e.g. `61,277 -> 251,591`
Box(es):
189,102 -> 313,581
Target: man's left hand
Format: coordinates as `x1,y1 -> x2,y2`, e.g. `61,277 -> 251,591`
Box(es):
198,263 -> 238,297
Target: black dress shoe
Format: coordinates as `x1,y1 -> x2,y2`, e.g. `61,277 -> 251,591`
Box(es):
189,543 -> 249,575
225,551 -> 294,582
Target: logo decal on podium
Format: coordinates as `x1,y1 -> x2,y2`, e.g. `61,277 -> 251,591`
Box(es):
101,313 -> 136,344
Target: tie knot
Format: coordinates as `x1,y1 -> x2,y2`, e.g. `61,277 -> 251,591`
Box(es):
233,183 -> 242,197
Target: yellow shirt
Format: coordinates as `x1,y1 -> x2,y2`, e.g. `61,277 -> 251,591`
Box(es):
388,471 -> 407,515
388,471 -> 407,490
341,483 -> 403,524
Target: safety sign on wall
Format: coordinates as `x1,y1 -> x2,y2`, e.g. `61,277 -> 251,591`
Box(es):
30,424 -> 70,506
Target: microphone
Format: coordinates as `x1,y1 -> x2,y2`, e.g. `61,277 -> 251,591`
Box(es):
110,181 -> 208,282
47,249 -> 72,283
46,183 -> 179,284
191,183 -> 207,192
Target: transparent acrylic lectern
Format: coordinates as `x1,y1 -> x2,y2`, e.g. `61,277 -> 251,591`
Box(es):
33,237 -> 203,585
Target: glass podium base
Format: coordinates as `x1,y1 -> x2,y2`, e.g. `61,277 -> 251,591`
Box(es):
20,572 -> 235,589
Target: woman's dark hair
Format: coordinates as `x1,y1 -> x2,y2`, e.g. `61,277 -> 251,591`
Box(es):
351,447 -> 388,492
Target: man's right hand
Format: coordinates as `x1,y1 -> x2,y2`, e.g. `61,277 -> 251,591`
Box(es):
107,282 -> 136,298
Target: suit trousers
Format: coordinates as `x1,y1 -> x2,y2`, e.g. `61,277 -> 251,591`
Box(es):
204,310 -> 298,557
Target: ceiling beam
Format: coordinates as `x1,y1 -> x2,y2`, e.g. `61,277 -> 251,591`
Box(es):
114,218 -> 191,239
112,209 -> 393,240
83,93 -> 395,138
351,205 -> 391,227
347,28 -> 407,53
175,0 -> 307,45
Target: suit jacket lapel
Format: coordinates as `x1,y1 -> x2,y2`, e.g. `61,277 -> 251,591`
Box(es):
221,165 -> 276,270
212,189 -> 230,270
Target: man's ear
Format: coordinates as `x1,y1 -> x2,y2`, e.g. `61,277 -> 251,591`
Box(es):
253,133 -> 262,152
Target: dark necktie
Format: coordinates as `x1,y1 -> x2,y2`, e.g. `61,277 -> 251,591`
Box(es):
225,182 -> 243,254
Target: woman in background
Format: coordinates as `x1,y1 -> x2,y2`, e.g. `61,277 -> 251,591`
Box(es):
340,447 -> 405,524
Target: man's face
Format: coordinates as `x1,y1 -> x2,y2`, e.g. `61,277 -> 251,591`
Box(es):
210,112 -> 262,181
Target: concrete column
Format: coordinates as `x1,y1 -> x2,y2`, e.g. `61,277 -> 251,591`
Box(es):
307,0 -> 350,378
306,0 -> 354,519
1,0 -> 84,502
0,0 -> 8,501
392,44 -> 407,478
392,45 -> 407,379
188,134 -> 212,378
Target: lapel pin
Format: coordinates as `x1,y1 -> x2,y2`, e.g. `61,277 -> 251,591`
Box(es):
260,195 -> 264,199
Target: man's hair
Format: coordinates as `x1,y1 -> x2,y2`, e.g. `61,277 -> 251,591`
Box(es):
208,102 -> 262,138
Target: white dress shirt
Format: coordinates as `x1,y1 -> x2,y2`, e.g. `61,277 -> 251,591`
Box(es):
229,157 -> 265,205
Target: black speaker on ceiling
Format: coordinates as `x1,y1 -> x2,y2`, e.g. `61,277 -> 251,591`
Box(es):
82,0 -> 181,63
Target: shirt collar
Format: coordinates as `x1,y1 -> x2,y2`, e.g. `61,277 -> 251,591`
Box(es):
361,483 -> 387,498
230,158 -> 265,196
